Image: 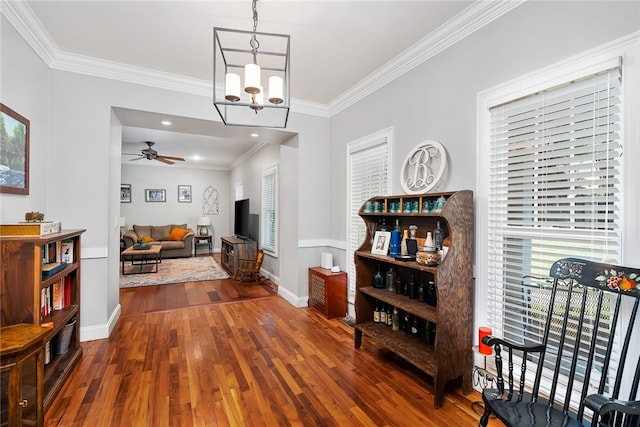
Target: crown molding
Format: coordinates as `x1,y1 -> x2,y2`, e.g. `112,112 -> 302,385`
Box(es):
2,0 -> 524,119
327,0 -> 527,116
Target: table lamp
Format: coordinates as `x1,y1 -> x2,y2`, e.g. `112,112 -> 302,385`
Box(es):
197,216 -> 211,236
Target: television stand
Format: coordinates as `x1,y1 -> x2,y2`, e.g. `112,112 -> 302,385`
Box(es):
220,236 -> 257,277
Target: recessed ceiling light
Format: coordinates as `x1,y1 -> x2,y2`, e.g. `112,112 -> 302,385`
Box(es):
251,133 -> 259,137
161,120 -> 172,126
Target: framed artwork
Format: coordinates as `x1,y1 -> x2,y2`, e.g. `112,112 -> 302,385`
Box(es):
120,184 -> 131,203
178,185 -> 192,203
371,231 -> 391,255
145,189 -> 166,202
0,103 -> 30,195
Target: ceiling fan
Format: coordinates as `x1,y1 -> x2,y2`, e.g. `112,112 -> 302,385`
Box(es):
124,141 -> 185,165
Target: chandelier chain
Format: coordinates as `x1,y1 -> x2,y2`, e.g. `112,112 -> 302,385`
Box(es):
250,0 -> 260,62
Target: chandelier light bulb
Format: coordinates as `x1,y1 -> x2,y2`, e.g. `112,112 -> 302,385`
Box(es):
268,76 -> 284,104
244,63 -> 261,94
225,73 -> 241,102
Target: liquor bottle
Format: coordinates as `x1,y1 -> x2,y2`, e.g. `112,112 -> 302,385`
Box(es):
403,312 -> 411,335
425,320 -> 432,344
372,265 -> 384,289
408,272 -> 417,299
385,267 -> 396,292
373,300 -> 381,323
386,304 -> 393,326
392,307 -> 399,331
410,315 -> 419,337
395,277 -> 402,294
425,231 -> 435,248
400,230 -> 409,256
426,281 -> 437,307
394,219 -> 401,232
417,282 -> 425,302
380,303 -> 387,325
434,221 -> 446,250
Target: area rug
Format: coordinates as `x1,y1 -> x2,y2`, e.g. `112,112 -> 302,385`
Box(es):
120,257 -> 230,288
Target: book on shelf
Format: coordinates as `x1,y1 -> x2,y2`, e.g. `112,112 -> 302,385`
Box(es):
42,262 -> 67,278
61,239 -> 74,263
63,276 -> 71,307
0,221 -> 62,236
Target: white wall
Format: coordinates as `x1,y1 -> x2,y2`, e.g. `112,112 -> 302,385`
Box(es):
0,16 -> 50,221
328,1 -> 640,314
121,163 -> 230,250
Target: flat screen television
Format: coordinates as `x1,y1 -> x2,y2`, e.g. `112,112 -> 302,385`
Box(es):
234,198 -> 250,239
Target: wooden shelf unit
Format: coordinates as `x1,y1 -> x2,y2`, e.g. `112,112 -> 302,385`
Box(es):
354,191 -> 474,408
220,236 -> 257,277
0,229 -> 85,412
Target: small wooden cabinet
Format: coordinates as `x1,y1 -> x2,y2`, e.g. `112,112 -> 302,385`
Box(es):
308,267 -> 347,319
354,191 -> 473,408
1,323 -> 50,426
220,236 -> 257,276
0,229 -> 85,412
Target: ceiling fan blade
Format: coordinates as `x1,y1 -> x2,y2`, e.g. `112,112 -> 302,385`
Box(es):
129,156 -> 145,161
157,155 -> 185,162
155,157 -> 175,165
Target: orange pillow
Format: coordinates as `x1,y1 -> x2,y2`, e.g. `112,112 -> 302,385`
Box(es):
138,236 -> 155,243
169,227 -> 189,241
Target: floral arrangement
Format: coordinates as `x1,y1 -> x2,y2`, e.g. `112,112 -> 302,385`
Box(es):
596,268 -> 639,292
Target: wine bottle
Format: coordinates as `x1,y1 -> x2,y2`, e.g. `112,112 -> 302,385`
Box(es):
403,312 -> 411,335
373,300 -> 381,323
395,277 -> 402,294
417,282 -> 425,302
380,303 -> 387,325
410,315 -> 419,337
385,267 -> 396,292
425,320 -> 432,344
434,221 -> 446,250
392,307 -> 399,331
408,272 -> 417,299
372,265 -> 384,289
386,304 -> 393,326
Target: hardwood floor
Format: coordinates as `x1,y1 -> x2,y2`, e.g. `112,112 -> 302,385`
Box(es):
45,256 -> 498,426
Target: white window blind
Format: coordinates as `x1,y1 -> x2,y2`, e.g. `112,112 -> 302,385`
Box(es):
347,133 -> 390,306
486,64 -> 623,406
261,166 -> 278,255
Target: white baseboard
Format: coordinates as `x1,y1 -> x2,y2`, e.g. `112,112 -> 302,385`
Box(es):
80,303 -> 121,341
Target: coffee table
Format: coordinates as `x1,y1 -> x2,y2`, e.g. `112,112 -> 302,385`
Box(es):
121,244 -> 162,275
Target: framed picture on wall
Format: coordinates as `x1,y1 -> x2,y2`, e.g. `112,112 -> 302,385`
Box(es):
178,185 -> 191,203
145,189 -> 166,202
120,184 -> 131,203
0,103 -> 30,195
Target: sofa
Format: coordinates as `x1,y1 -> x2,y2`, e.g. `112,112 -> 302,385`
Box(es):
122,224 -> 194,258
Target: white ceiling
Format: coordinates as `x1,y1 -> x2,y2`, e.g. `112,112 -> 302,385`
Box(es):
18,0 -> 490,169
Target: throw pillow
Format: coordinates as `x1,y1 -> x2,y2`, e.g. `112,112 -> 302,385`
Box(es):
169,227 -> 190,241
133,225 -> 152,239
138,236 -> 155,243
152,225 -> 172,241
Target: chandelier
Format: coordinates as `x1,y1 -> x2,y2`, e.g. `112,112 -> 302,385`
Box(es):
213,0 -> 290,128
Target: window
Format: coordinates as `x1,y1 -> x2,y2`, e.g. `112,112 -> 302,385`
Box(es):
346,128 -> 392,308
261,166 -> 278,255
479,55 -> 624,407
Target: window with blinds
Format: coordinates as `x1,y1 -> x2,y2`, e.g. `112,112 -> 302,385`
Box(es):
261,166 -> 278,255
486,64 -> 623,405
346,130 -> 391,307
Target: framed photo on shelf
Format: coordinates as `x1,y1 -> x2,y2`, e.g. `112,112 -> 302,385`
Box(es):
0,103 -> 30,195
145,189 -> 166,202
120,184 -> 131,203
178,185 -> 191,203
371,231 -> 391,255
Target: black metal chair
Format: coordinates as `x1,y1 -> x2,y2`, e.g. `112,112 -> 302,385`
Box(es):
479,258 -> 640,427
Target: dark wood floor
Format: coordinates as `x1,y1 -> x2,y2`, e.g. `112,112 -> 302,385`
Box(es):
45,255 -> 498,426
